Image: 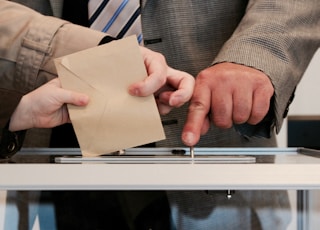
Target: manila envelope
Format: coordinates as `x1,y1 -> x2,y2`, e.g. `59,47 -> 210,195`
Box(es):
54,36 -> 165,156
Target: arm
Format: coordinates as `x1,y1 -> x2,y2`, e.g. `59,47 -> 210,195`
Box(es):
0,1 -> 106,129
182,0 -> 320,146
0,78 -> 88,159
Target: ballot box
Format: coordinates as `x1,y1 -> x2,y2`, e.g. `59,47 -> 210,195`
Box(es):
0,147 -> 320,229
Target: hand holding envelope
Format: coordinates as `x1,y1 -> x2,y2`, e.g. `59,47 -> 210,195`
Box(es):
54,36 -> 165,156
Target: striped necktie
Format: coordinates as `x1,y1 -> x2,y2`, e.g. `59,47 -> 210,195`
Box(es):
88,0 -> 143,44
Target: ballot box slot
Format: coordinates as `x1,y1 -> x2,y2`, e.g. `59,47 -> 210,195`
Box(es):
54,155 -> 256,164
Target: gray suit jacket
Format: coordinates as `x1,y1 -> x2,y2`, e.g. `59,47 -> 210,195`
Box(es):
140,0 -> 320,148
10,0 -> 320,148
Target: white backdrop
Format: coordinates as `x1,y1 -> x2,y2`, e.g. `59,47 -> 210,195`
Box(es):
278,48 -> 320,147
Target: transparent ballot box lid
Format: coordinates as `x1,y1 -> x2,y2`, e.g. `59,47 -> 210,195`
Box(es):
0,147 -> 320,190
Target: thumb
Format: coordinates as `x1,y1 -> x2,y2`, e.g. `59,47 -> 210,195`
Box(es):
49,78 -> 89,106
66,91 -> 89,106
57,88 -> 90,106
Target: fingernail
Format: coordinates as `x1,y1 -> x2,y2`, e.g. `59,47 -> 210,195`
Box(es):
182,132 -> 195,146
129,87 -> 139,96
79,95 -> 89,104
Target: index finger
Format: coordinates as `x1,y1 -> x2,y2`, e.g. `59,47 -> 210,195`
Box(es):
182,84 -> 211,146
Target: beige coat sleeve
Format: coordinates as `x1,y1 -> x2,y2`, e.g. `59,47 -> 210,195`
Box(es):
0,1 -> 106,127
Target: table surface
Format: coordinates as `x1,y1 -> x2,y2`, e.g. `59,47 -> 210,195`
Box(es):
1,147 -> 320,190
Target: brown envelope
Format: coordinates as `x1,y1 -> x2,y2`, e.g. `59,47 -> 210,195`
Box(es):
54,36 -> 165,156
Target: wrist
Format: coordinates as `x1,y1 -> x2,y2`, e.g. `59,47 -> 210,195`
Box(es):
9,95 -> 33,132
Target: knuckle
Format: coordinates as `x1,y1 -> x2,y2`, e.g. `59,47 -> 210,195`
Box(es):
250,109 -> 267,124
154,52 -> 166,63
212,107 -> 232,128
233,114 -> 248,124
188,100 -> 207,113
214,117 -> 232,129
233,105 -> 250,124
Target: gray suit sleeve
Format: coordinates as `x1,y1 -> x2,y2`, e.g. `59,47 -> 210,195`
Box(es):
213,0 -> 320,135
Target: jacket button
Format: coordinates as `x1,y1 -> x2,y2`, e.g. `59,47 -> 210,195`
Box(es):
7,142 -> 16,153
